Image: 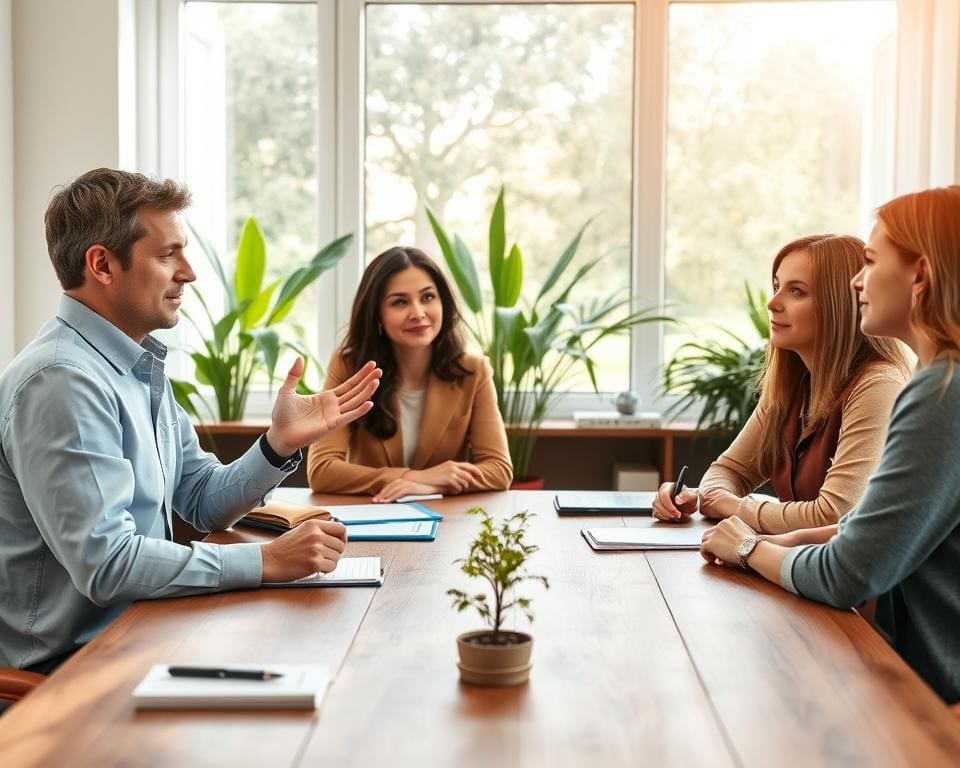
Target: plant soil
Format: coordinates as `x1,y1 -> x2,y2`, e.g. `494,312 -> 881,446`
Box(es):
464,631 -> 530,647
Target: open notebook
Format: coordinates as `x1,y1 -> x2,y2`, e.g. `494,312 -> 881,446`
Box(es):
261,556 -> 384,588
133,663 -> 329,710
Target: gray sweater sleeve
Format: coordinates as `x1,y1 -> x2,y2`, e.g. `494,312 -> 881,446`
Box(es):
781,361 -> 960,607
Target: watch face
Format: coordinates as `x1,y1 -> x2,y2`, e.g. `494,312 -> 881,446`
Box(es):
738,537 -> 757,559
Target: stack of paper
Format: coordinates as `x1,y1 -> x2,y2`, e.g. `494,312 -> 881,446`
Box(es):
581,526 -> 703,551
133,663 -> 330,709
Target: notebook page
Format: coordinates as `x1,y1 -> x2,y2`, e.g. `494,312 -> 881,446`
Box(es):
287,556 -> 382,584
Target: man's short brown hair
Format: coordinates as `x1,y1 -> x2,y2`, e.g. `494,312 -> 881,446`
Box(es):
44,168 -> 193,289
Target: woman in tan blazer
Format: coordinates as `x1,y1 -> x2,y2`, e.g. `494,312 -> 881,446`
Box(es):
307,246 -> 512,500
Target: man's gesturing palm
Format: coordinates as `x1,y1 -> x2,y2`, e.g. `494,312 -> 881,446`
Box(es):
265,357 -> 382,456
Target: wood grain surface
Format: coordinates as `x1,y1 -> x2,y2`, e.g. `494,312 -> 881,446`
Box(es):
0,490 -> 957,767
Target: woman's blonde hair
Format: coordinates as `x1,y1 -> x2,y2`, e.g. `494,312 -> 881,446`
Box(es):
755,234 -> 909,475
877,185 -> 960,361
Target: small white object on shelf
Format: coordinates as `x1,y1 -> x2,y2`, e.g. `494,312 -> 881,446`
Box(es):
573,410 -> 662,429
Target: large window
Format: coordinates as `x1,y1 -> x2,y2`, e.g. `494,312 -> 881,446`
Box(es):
665,1 -> 897,357
181,1 -> 321,376
157,0 -> 911,414
364,4 -> 634,392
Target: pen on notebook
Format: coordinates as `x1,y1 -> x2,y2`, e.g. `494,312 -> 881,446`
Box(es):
167,666 -> 284,681
671,464 -> 689,503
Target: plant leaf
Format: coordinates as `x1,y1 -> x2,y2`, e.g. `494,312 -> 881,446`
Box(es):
170,379 -> 201,421
186,218 -> 233,308
267,234 -> 352,325
488,186 -> 506,302
234,217 -> 266,307
247,328 -> 281,386
536,217 -> 595,304
424,203 -> 482,313
498,243 -> 523,308
241,277 -> 282,331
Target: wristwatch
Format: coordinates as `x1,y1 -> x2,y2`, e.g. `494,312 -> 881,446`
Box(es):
737,536 -> 761,570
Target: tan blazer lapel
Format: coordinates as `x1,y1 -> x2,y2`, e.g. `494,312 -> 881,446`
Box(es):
382,419 -> 404,468
411,374 -> 458,467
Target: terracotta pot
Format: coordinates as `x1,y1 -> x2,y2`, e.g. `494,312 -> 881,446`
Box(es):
510,476 -> 545,491
456,630 -> 533,686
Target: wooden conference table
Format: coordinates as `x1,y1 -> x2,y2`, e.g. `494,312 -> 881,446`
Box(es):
1,490 -> 959,766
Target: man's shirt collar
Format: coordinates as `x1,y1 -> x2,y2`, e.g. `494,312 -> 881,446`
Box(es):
56,294 -> 168,375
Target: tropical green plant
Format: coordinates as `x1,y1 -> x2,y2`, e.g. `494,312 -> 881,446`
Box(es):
447,507 -> 549,635
426,187 -> 670,480
663,283 -> 770,434
171,218 -> 352,421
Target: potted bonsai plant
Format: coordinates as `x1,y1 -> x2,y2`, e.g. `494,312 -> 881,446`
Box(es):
447,507 -> 549,686
171,217 -> 352,422
426,187 -> 669,486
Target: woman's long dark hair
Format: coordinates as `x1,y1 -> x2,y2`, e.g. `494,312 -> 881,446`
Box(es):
341,246 -> 469,439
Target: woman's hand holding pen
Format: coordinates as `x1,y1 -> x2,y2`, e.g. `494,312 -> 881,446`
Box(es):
651,482 -> 699,521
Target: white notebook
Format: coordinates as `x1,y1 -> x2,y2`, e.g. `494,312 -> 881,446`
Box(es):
261,556 -> 384,588
582,526 -> 703,551
133,663 -> 329,710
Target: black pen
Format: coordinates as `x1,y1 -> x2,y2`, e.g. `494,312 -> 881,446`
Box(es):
671,464 -> 689,503
168,666 -> 284,681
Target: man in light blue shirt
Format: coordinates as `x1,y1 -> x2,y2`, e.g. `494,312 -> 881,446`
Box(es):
0,168 -> 381,672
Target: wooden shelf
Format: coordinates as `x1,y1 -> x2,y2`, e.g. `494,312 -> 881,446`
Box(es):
190,418 -> 704,486
191,418 -> 701,439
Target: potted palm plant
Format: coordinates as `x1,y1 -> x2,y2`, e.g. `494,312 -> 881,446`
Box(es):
171,217 -> 352,422
448,507 -> 549,686
663,283 -> 769,434
426,187 -> 670,485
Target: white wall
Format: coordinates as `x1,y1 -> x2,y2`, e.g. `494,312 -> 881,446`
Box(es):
1,0 -> 14,367
11,0 -> 121,353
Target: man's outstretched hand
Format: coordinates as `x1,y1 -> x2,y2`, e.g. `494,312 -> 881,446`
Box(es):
265,357 -> 381,457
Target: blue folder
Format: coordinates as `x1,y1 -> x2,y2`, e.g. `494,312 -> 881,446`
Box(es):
345,519 -> 439,542
328,502 -> 443,526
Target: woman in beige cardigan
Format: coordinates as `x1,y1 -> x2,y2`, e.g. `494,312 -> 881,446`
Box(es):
653,234 -> 909,533
307,247 -> 512,501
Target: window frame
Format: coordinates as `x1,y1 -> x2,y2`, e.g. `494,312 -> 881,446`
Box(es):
142,0 -> 946,419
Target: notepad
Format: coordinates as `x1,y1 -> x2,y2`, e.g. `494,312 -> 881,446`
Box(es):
554,491 -> 656,515
346,520 -> 438,541
133,663 -> 330,709
261,556 -> 384,588
394,493 -> 443,503
581,526 -> 703,550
